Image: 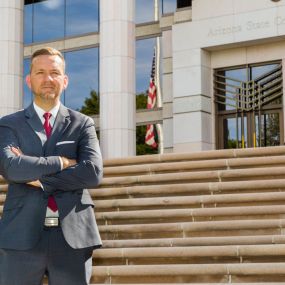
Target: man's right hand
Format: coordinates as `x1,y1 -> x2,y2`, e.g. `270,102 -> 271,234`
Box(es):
61,157 -> 77,169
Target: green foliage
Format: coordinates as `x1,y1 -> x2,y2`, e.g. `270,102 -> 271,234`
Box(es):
79,90 -> 99,115
136,92 -> 148,110
226,139 -> 237,149
79,90 -> 148,115
136,125 -> 158,155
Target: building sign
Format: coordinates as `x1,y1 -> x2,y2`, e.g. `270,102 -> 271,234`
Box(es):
208,17 -> 285,37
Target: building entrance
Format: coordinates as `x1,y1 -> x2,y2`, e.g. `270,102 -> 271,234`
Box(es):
215,62 -> 283,149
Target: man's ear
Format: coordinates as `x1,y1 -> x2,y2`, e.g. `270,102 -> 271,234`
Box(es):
25,74 -> 32,89
63,75 -> 69,90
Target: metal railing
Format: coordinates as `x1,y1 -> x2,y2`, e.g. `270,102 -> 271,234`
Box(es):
214,64 -> 283,112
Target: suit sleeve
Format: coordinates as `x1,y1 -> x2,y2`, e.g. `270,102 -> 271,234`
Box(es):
0,126 -> 62,183
40,117 -> 103,192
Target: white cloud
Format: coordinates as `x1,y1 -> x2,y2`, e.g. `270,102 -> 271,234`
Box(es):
43,0 -> 63,10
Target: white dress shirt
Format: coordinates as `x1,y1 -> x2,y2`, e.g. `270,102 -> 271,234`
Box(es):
33,102 -> 61,218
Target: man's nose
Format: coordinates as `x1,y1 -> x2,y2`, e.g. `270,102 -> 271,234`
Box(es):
43,74 -> 54,81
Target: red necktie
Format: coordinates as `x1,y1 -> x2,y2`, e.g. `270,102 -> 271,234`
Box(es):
43,112 -> 58,212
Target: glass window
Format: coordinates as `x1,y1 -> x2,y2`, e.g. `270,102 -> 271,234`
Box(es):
23,58 -> 32,108
251,63 -> 279,81
136,0 -> 154,24
161,0 -> 176,14
24,0 -> 100,44
33,0 -> 65,43
64,48 -> 99,114
251,63 -> 282,106
223,116 -> 247,149
65,0 -> 99,37
255,113 -> 280,147
216,68 -> 247,111
24,4 -> 33,44
136,38 -> 156,103
136,125 -> 159,155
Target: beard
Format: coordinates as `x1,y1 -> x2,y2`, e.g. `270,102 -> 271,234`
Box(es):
33,86 -> 61,101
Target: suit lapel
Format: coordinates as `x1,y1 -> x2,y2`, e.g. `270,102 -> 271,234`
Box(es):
44,104 -> 71,155
25,104 -> 46,147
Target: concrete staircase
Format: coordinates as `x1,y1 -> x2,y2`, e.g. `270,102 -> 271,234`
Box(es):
2,146 -> 285,284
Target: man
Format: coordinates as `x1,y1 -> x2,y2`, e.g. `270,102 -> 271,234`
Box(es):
0,47 -> 103,285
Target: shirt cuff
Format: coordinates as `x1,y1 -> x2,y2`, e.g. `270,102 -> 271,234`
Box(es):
39,181 -> 44,191
58,156 -> 64,170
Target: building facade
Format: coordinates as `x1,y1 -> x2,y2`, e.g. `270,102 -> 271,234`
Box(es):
0,0 -> 285,158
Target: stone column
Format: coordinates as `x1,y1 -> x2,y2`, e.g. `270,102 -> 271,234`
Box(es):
0,0 -> 24,116
100,0 -> 136,159
161,29 -> 174,153
172,47 -> 214,152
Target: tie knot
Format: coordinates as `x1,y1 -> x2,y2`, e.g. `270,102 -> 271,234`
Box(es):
43,112 -> 52,121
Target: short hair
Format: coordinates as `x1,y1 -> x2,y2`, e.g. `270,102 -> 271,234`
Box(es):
30,47 -> 65,72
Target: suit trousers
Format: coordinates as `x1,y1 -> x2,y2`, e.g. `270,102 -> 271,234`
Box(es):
0,227 -> 93,285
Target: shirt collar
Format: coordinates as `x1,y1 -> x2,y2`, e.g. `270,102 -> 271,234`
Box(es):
33,102 -> 61,125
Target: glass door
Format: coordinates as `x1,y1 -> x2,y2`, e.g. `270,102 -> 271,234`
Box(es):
215,62 -> 283,149
219,114 -> 248,149
254,110 -> 282,147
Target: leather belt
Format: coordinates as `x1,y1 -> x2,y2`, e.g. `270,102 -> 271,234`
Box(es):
44,217 -> 60,227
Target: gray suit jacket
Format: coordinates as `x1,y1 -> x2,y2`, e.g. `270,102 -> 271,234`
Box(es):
0,104 -> 103,250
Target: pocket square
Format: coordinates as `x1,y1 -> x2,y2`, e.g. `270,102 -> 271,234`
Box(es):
56,141 -> 75,146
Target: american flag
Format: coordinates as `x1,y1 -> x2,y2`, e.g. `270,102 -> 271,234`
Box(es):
145,49 -> 158,148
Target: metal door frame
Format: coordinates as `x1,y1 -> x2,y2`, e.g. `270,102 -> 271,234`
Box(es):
214,62 -> 283,149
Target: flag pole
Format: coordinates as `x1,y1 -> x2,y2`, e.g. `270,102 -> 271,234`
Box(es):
154,0 -> 164,154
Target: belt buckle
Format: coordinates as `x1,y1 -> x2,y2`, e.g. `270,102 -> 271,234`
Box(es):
45,217 -> 59,227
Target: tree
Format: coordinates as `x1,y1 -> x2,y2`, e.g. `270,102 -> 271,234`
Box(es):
79,90 -> 99,115
136,125 -> 158,155
80,90 -> 147,115
136,91 -> 148,110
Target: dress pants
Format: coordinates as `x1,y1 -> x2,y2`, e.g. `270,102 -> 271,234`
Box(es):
0,227 -> 93,285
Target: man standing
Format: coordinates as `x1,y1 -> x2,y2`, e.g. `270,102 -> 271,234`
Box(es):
0,47 -> 103,285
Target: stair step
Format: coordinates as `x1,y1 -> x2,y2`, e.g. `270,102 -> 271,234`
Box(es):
99,219 -> 285,240
96,205 -> 285,224
104,156 -> 285,177
102,235 -> 285,248
93,244 -> 285,265
91,179 -> 285,199
103,146 -> 285,167
94,192 -> 285,210
100,167 -> 285,187
91,263 -> 285,283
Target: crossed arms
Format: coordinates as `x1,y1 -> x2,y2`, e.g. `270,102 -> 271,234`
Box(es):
0,118 -> 103,193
